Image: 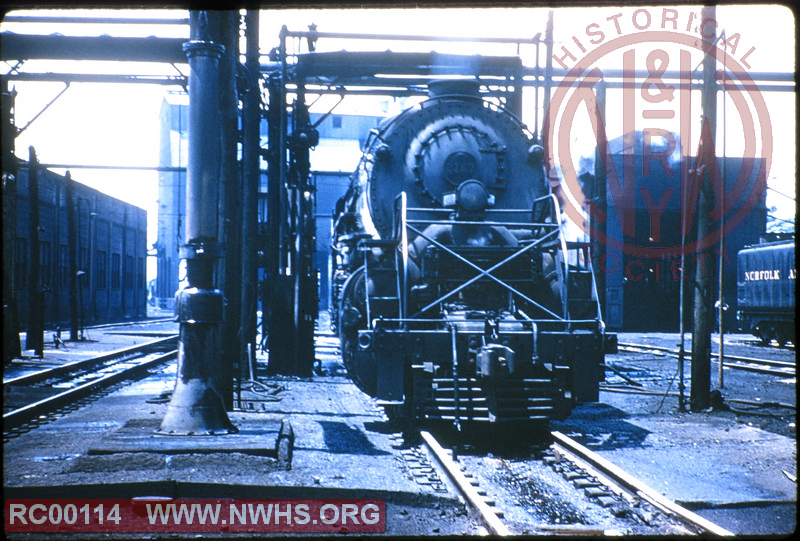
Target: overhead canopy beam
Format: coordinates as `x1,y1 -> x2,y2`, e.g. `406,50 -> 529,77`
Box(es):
291,51 -> 525,113
293,50 -> 523,80
284,28 -> 540,46
288,51 -> 793,93
2,15 -> 188,25
1,33 -> 188,64
3,73 -> 187,85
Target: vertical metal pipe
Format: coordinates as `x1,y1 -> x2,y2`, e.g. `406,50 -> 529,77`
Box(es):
266,57 -> 283,276
2,80 -> 22,362
158,11 -> 235,435
26,146 -> 43,356
532,34 -> 541,141
278,25 -> 289,275
184,69 -> 220,241
67,171 -> 79,341
677,49 -> 693,412
593,79 -> 607,317
122,207 -> 128,315
266,26 -> 306,377
718,40 -> 728,389
542,11 -> 554,139
88,197 -> 96,323
219,10 -> 240,410
294,88 -> 317,377
241,9 -> 261,379
717,171 -> 725,389
263,55 -> 284,359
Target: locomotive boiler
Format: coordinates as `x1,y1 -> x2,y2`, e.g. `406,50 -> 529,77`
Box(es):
330,80 -> 614,429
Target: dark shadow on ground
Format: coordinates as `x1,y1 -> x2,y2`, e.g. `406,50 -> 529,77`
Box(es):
551,402 -> 651,451
319,420 -> 390,455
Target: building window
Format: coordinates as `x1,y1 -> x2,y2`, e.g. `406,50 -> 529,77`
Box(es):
111,253 -> 121,289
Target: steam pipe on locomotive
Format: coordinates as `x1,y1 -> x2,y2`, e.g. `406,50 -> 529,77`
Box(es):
330,79 -> 616,430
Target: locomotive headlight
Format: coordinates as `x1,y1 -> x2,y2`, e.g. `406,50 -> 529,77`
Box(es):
456,179 -> 491,212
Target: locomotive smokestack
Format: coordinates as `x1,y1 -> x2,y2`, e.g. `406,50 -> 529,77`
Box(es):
427,79 -> 481,100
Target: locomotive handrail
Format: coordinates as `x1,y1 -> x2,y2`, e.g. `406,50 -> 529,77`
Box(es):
406,223 -> 564,320
587,251 -> 604,321
545,193 -> 572,321
406,207 -> 549,215
405,218 -> 560,228
362,236 -> 373,330
370,317 -> 602,328
394,192 -> 409,328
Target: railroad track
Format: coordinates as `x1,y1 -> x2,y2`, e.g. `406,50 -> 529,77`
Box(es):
618,342 -> 795,378
418,429 -> 733,536
3,336 -> 178,435
548,431 -> 732,536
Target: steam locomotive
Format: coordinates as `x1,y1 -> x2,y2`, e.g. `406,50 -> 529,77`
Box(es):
330,80 -> 614,430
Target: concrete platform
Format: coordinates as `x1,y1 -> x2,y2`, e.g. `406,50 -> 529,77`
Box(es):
89,418 -> 288,460
4,364 -> 440,497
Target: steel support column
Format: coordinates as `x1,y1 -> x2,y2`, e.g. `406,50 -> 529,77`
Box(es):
2,80 -> 21,363
218,11 -> 241,411
66,172 -> 79,341
26,146 -> 44,356
158,12 -> 235,435
241,10 -> 261,382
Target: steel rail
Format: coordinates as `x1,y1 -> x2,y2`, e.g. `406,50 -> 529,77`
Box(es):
550,431 -> 735,536
80,317 -> 176,330
4,335 -> 178,388
420,431 -> 511,536
618,342 -> 795,377
3,349 -> 177,431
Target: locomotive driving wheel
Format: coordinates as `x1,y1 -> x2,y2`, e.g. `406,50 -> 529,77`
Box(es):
338,267 -> 377,397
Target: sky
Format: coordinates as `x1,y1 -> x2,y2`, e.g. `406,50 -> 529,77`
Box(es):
2,4 -> 796,280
